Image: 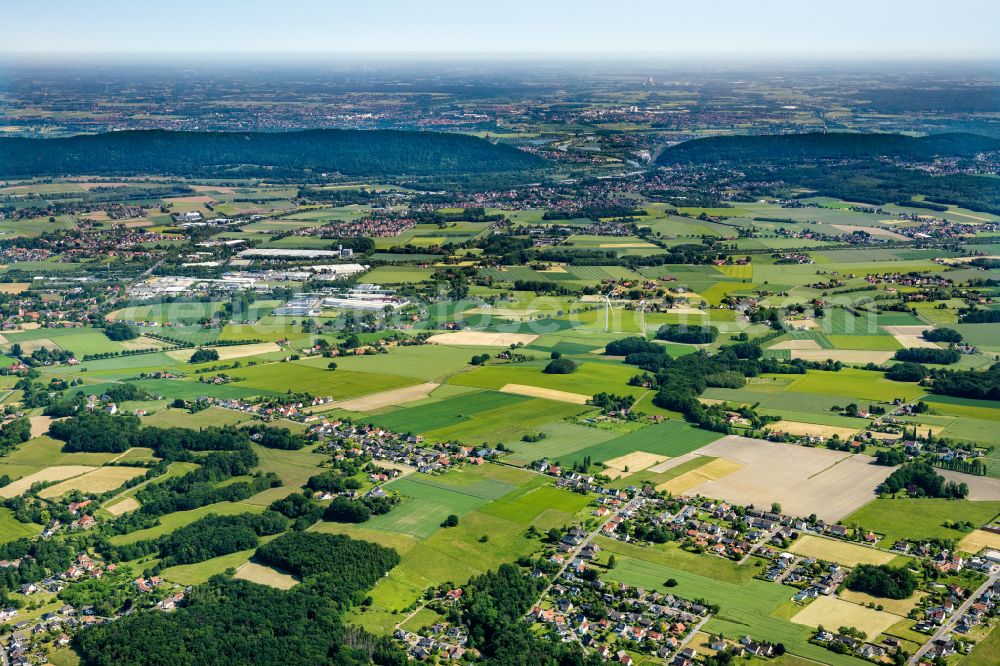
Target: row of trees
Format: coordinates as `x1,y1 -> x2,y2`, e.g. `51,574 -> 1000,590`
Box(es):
104,511 -> 288,567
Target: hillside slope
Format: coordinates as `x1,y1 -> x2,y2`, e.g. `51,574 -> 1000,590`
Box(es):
657,132 -> 1000,165
0,129 -> 545,178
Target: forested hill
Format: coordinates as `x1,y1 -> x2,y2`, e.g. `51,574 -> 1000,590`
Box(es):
657,132 -> 1000,165
0,129 -> 546,178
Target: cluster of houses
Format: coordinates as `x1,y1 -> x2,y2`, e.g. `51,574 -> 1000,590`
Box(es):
917,578 -> 1000,638
1,554 -> 116,665
391,586 -> 477,661
5,604 -> 93,666
307,419 -> 497,475
530,580 -> 713,665
2,573 -> 188,666
205,394 -> 336,421
812,629 -> 906,663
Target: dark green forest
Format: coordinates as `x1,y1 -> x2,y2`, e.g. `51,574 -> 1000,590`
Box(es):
0,129 -> 545,178
658,132 -> 1000,164
75,533 -> 405,666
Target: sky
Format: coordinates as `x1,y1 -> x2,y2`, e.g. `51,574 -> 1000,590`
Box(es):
2,0 -> 998,59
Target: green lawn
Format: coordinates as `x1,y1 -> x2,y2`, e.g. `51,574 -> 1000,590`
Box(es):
960,623 -> 1000,666
843,498 -> 1000,544
0,507 -> 42,542
364,475 -> 500,539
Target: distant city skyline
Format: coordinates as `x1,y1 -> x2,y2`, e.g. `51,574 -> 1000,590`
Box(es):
2,0 -> 998,59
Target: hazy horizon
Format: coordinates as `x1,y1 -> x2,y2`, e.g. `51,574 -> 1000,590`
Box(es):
2,0 -> 998,59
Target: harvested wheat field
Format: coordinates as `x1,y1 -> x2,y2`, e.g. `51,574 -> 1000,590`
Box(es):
938,471 -> 1000,501
791,349 -> 895,364
647,453 -> 700,474
426,331 -> 539,346
499,383 -> 590,405
958,529 -> 1000,554
119,336 -> 170,351
765,420 -> 859,440
167,342 -> 282,362
163,195 -> 217,204
792,596 -> 899,637
682,436 -> 893,522
104,497 -> 141,516
0,283 -> 31,294
769,339 -> 822,350
28,415 -> 56,438
658,457 -> 743,494
465,308 -> 541,321
788,535 -> 894,566
18,338 -> 59,353
334,383 -> 439,411
0,466 -> 97,498
39,466 -> 148,499
883,325 -> 939,349
839,589 -> 926,616
832,224 -> 909,240
604,451 -> 668,479
234,562 -> 299,590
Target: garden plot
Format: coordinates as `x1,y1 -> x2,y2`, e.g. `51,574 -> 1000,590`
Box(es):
426,331 -> 539,346
681,436 -> 893,522
333,383 -> 440,411
498,383 -> 590,405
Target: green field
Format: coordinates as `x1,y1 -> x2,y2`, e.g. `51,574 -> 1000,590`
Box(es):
843,498 -> 1000,545
108,502 -> 265,545
0,507 -> 42,542
365,475 -> 503,538
228,362 -> 418,398
602,542 -> 866,666
559,419 -> 722,467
